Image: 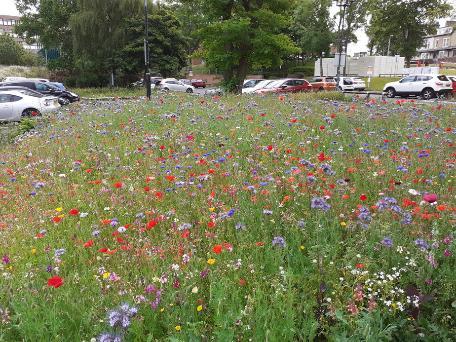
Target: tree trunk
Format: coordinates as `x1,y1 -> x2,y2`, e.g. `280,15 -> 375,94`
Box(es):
236,54 -> 249,94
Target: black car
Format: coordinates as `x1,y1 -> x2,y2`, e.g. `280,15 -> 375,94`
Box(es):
0,81 -> 79,105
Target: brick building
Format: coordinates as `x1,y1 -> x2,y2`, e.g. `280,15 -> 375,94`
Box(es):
418,20 -> 456,62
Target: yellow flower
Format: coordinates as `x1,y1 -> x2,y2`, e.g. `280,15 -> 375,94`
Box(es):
58,214 -> 65,218
175,325 -> 181,332
340,221 -> 346,227
160,308 -> 165,312
31,248 -> 37,255
55,207 -> 63,212
102,272 -> 110,279
207,258 -> 216,265
197,305 -> 203,312
300,245 -> 305,251
209,207 -> 215,212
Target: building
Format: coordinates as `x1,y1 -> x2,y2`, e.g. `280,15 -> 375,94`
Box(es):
314,55 -> 405,77
0,14 -> 41,52
418,20 -> 456,62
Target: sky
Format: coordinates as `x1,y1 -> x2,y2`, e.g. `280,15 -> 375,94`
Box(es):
1,0 -> 455,55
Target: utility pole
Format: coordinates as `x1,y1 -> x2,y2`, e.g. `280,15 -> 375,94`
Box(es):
144,0 -> 151,100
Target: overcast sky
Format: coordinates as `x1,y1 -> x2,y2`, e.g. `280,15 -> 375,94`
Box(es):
1,0 -> 455,54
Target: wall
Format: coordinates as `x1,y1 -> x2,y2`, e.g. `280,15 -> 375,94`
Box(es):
315,56 -> 405,77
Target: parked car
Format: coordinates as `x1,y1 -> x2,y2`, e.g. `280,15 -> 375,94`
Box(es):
158,78 -> 195,93
335,77 -> 355,91
351,77 -> 366,91
191,79 -> 206,88
48,82 -> 66,90
0,90 -> 60,121
0,81 -> 79,104
1,77 -> 27,82
310,77 -> 337,91
447,75 -> 456,96
257,79 -> 312,94
243,79 -> 264,90
383,74 -> 452,100
242,80 -> 276,94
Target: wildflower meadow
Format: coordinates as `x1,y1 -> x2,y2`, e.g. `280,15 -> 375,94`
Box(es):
0,92 -> 455,341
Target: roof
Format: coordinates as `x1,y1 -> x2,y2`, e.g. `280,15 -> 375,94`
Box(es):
0,15 -> 21,20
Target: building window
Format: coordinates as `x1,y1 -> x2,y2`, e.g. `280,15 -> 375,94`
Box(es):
435,39 -> 439,47
438,50 -> 446,58
443,38 -> 449,47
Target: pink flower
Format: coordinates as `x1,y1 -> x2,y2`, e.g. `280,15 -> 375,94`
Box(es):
423,193 -> 437,203
443,249 -> 452,257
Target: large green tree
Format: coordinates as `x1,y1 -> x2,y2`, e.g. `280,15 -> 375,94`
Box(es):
70,0 -> 142,86
119,7 -> 188,80
196,0 -> 299,92
14,0 -> 77,70
292,0 -> 334,76
367,0 -> 452,66
0,34 -> 27,65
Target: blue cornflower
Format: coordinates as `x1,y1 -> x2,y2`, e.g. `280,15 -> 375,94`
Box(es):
381,237 -> 393,248
310,197 -> 331,212
272,236 -> 286,248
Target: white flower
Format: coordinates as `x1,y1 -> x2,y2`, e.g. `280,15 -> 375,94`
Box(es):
408,189 -> 419,196
80,212 -> 89,218
171,264 -> 180,271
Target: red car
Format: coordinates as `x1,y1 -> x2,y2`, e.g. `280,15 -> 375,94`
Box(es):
191,79 -> 206,88
257,79 -> 312,94
448,76 -> 456,96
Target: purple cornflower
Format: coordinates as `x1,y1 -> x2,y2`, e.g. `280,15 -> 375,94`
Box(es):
401,212 -> 412,225
107,303 -> 137,329
415,238 -> 429,250
200,268 -> 210,278
381,237 -> 393,248
98,332 -> 122,342
357,206 -> 372,226
320,164 -> 335,176
272,236 -> 286,248
310,197 -> 331,212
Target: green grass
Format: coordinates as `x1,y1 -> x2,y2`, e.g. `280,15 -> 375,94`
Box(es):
362,77 -> 401,91
73,87 -> 145,98
0,93 -> 454,341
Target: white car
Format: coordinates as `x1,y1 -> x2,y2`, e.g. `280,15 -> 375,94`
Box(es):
335,77 -> 355,91
0,90 -> 60,122
242,80 -> 276,94
243,79 -> 263,90
159,78 -> 194,93
383,74 -> 452,100
351,77 -> 366,91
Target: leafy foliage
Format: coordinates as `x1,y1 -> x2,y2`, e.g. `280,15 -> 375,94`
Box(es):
0,34 -> 41,66
367,0 -> 452,65
197,0 -> 300,92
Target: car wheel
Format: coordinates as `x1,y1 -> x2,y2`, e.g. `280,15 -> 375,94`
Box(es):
22,108 -> 41,117
186,88 -> 193,93
163,87 -> 169,91
421,88 -> 435,100
385,87 -> 396,98
58,97 -> 70,105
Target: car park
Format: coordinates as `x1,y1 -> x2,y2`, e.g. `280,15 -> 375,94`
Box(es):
383,74 -> 452,100
242,80 -> 277,94
447,75 -> 456,96
243,79 -> 264,90
0,81 -> 79,105
257,79 -> 312,94
0,90 -> 60,122
335,77 -> 355,91
310,77 -> 336,91
158,78 -> 195,93
351,77 -> 366,91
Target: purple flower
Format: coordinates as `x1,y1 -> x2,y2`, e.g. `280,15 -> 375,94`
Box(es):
401,212 -> 412,225
357,206 -> 372,228
107,303 -> 137,329
98,333 -> 122,342
381,237 -> 393,248
1,255 -> 10,264
310,197 -> 331,212
272,236 -> 286,248
200,268 -> 210,278
415,238 -> 429,250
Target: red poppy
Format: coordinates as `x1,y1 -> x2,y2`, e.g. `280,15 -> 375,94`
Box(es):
47,275 -> 64,288
319,125 -> 325,131
52,216 -> 62,223
69,208 -> 79,216
212,244 -> 223,254
166,175 -> 175,182
155,191 -> 164,199
355,263 -> 364,269
113,182 -> 123,189
207,220 -> 216,228
239,278 -> 247,286
144,186 -> 151,192
359,194 -> 367,201
256,241 -> 265,247
267,145 -> 273,151
83,240 -> 94,248
147,220 -> 158,229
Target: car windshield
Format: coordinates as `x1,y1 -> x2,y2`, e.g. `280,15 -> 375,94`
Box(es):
253,80 -> 272,89
437,75 -> 449,81
264,80 -> 282,89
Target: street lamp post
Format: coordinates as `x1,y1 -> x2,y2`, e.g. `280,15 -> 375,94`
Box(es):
144,0 -> 151,100
387,34 -> 393,56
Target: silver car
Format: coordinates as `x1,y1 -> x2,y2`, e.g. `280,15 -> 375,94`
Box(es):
0,90 -> 60,122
